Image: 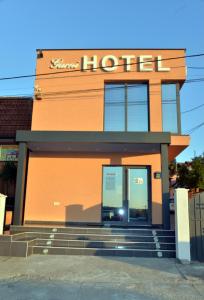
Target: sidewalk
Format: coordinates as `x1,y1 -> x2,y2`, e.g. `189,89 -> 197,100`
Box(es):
0,255 -> 203,299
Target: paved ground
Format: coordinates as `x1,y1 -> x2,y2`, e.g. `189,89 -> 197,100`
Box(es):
0,256 -> 203,300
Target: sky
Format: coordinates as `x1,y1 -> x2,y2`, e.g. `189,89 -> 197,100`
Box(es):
0,0 -> 204,162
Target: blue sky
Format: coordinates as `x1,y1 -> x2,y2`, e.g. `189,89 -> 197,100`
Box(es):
0,0 -> 204,161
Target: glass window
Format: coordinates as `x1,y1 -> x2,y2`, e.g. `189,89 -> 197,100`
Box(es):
102,166 -> 124,221
162,83 -> 179,133
104,84 -> 125,131
104,83 -> 148,132
127,84 -> 148,131
128,168 -> 148,222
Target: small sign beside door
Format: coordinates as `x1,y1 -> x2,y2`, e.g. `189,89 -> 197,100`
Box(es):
134,177 -> 144,184
154,172 -> 162,179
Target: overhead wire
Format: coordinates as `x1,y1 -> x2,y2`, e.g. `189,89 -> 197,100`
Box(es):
0,76 -> 204,100
182,103 -> 204,114
0,53 -> 203,121
0,52 -> 204,81
33,77 -> 204,100
185,122 -> 204,134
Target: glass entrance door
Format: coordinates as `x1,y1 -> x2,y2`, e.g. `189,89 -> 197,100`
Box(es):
127,168 -> 149,223
102,166 -> 149,224
102,166 -> 124,222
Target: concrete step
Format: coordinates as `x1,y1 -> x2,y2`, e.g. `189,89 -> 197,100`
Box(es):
32,238 -> 175,250
14,232 -> 175,243
10,225 -> 175,236
1,225 -> 176,258
31,246 -> 176,258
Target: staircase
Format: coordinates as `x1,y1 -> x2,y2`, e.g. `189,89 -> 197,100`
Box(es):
0,225 -> 176,258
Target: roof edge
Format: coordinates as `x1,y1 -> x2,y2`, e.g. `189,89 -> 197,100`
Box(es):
0,96 -> 33,100
36,48 -> 187,51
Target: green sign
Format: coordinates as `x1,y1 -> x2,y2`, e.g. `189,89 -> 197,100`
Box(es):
154,172 -> 162,179
0,146 -> 18,161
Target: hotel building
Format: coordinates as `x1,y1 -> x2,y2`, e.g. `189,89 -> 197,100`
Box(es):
13,49 -> 190,230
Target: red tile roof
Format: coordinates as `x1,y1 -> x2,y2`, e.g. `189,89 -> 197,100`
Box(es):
0,97 -> 33,138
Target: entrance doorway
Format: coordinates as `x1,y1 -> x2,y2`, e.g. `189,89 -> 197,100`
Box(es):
102,166 -> 151,224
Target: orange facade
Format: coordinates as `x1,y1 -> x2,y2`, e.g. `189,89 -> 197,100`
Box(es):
20,49 -> 190,227
32,49 -> 186,132
25,153 -> 162,224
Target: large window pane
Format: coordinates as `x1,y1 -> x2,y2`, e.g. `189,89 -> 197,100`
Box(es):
104,84 -> 125,131
162,83 -> 178,133
127,84 -> 148,131
104,83 -> 149,132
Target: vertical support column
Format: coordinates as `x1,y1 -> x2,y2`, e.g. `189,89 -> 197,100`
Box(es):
161,144 -> 170,229
13,143 -> 28,225
176,83 -> 182,134
175,188 -> 191,263
149,79 -> 162,132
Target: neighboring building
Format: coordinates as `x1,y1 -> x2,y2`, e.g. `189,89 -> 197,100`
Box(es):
13,49 -> 190,229
0,97 -> 33,225
169,161 -> 204,200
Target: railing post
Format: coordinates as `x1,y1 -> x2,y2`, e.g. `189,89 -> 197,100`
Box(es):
0,193 -> 7,235
175,188 -> 191,263
161,144 -> 170,229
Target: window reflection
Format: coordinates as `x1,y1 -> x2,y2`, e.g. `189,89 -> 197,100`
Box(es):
102,166 -> 124,221
127,84 -> 148,131
162,83 -> 178,133
128,168 -> 148,222
104,83 -> 149,132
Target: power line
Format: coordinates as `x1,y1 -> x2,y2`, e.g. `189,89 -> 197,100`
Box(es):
0,65 -> 202,93
188,66 -> 204,69
1,76 -> 204,99
35,77 -> 204,99
8,64 -> 202,82
0,52 -> 204,81
185,122 -> 204,134
0,66 -> 202,86
35,65 -> 187,81
182,103 -> 204,114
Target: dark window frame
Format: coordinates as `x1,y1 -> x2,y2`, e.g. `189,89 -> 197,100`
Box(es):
161,82 -> 181,134
101,165 -> 152,225
103,81 -> 150,132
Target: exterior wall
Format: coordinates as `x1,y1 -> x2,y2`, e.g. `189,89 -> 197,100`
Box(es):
169,135 -> 190,160
21,49 -> 187,226
32,49 -> 186,132
24,152 -> 162,225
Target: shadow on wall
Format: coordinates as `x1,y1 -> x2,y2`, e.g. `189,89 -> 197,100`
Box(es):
33,152 -> 157,159
65,204 -> 101,223
65,202 -> 168,227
